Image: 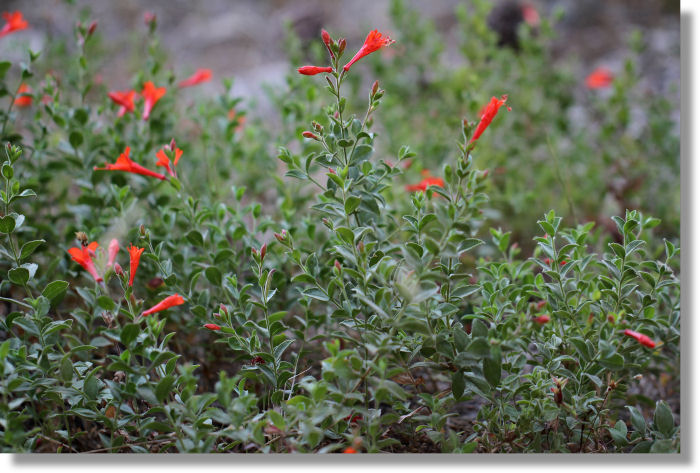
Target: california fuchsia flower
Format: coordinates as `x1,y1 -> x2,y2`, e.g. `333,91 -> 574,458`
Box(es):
108,90 -> 136,117
141,293 -> 185,316
155,143 -> 183,178
68,241 -> 103,283
533,314 -> 550,324
203,323 -> 221,331
141,81 -> 166,120
0,11 -> 28,38
470,95 -> 510,144
405,174 -> 444,192
178,68 -> 212,88
585,67 -> 614,89
343,30 -> 395,72
13,83 -> 32,107
107,239 -> 120,268
94,147 -> 166,180
343,447 -> 358,454
297,66 -> 333,76
127,244 -> 144,287
623,329 -> 656,348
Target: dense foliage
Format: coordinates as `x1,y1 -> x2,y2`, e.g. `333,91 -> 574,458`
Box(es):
0,1 -> 680,453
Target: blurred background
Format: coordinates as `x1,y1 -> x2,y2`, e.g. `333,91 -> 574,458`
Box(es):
2,0 -> 680,107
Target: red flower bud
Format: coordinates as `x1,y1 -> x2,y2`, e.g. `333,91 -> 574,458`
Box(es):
302,131 -> 320,140
260,243 -> 267,261
623,329 -> 656,348
533,314 -> 550,324
343,447 -> 358,454
297,66 -> 333,76
204,323 -> 221,331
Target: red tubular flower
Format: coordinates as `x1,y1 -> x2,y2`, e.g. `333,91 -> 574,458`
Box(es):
127,244 -> 144,287
155,145 -> 183,177
204,323 -> 221,331
178,68 -> 212,88
141,293 -> 185,317
107,239 -> 120,267
405,174 -> 445,192
533,314 -> 550,324
13,83 -> 32,107
343,29 -> 395,72
108,90 -> 136,117
297,66 -> 333,76
0,11 -> 28,38
585,67 -> 614,89
623,329 -> 656,348
94,147 -> 167,180
470,95 -> 510,144
68,242 -> 103,283
141,81 -> 166,120
343,447 -> 358,454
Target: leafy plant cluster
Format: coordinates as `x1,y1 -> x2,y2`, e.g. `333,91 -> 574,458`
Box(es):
0,2 -> 679,453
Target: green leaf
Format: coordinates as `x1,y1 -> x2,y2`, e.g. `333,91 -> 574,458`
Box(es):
8,267 -> 29,285
205,266 -> 222,286
155,375 -> 175,402
60,356 -> 73,382
608,420 -> 628,446
20,239 -> 44,260
452,371 -> 465,399
598,353 -> 624,371
69,130 -> 84,149
483,357 -> 501,387
0,215 -> 15,234
0,61 -> 11,80
653,401 -> 674,438
344,196 -> 361,214
120,323 -> 140,347
42,280 -> 69,305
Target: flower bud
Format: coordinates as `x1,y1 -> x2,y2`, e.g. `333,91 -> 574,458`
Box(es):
204,323 -> 221,331
260,243 -> 267,261
338,38 -> 346,56
371,80 -> 379,96
87,21 -> 98,37
334,260 -> 342,272
219,303 -> 229,316
302,131 -> 320,141
139,224 -> 146,236
114,263 -> 124,276
274,229 -> 287,242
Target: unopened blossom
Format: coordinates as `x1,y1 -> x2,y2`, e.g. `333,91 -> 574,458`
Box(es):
94,147 -> 166,180
623,329 -> 656,348
204,323 -> 221,331
108,90 -> 136,117
68,241 -> 103,283
141,81 -> 166,120
470,95 -> 510,144
127,244 -> 144,287
343,447 -> 358,454
107,239 -> 120,267
321,29 -> 334,58
0,11 -> 28,38
533,314 -> 550,324
343,30 -> 395,72
178,68 -> 212,88
141,293 -> 185,316
155,143 -> 183,177
302,131 -> 320,140
585,67 -> 614,89
297,66 -> 333,76
13,83 -> 32,107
